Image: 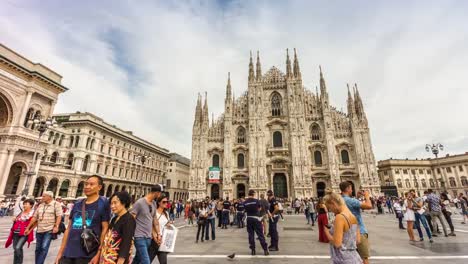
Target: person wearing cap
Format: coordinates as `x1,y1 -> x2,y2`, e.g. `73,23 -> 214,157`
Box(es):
25,190 -> 62,264
244,189 -> 269,256
266,190 -> 280,251
131,184 -> 163,264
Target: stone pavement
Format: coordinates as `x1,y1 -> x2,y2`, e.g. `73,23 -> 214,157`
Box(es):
0,211 -> 466,263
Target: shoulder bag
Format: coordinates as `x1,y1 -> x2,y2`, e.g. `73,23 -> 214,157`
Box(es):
80,199 -> 100,254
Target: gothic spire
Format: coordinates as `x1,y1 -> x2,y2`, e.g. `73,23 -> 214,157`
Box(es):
194,93 -> 202,126
347,83 -> 355,117
256,50 -> 262,80
319,65 -> 328,96
286,48 -> 292,78
293,48 -> 301,78
248,51 -> 255,82
203,91 -> 209,125
226,72 -> 232,99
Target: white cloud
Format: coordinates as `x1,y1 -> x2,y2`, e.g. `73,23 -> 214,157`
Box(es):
1,0 -> 467,160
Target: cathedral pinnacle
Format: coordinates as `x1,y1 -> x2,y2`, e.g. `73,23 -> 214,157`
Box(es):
256,50 -> 262,80
293,48 -> 301,78
286,49 -> 292,78
226,72 -> 232,98
347,83 -> 355,117
248,51 -> 255,82
319,65 -> 328,96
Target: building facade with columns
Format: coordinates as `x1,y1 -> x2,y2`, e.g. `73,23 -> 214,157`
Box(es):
0,43 -> 170,199
165,153 -> 190,202
189,50 -> 380,200
378,153 -> 468,198
0,44 -> 67,197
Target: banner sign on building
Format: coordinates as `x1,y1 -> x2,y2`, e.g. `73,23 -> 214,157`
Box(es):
208,167 -> 220,183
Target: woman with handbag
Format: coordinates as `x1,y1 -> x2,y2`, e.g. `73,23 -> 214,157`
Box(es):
5,199 -> 35,264
152,195 -> 173,264
100,191 -> 135,264
440,193 -> 456,236
393,198 -> 405,229
196,202 -> 208,243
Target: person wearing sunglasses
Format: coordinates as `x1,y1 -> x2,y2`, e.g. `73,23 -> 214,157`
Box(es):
153,195 -> 173,264
131,184 -> 163,264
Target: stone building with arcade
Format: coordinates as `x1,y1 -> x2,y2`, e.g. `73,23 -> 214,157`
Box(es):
0,43 -> 171,199
189,49 -> 380,200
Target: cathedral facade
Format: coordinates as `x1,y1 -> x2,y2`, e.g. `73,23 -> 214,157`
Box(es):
189,50 -> 380,200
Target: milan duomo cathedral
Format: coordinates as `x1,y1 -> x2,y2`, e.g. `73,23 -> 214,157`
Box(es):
189,49 -> 381,200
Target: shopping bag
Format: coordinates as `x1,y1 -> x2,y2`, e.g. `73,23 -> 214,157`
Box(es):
158,224 -> 178,253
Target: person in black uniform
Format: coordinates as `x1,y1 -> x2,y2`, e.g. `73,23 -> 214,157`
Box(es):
267,190 -> 280,251
236,198 -> 245,228
222,198 -> 231,229
244,190 -> 269,256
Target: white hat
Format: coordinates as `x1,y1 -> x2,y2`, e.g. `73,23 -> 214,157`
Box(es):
43,191 -> 54,198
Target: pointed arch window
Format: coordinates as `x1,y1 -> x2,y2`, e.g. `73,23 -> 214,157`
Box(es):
271,93 -> 282,116
341,150 -> 350,165
273,131 -> 283,147
237,127 -> 246,144
50,152 -> 59,163
212,154 -> 220,167
311,123 -> 321,141
314,151 -> 323,166
66,153 -> 74,167
237,153 -> 245,168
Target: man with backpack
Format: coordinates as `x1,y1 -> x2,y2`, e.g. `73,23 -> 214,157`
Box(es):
54,175 -> 110,264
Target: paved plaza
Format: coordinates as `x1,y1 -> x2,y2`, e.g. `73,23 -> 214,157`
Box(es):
0,211 -> 466,263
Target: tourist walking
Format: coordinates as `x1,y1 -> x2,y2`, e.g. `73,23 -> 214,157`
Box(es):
196,202 -> 207,243
393,198 -> 405,229
409,189 -> 433,243
267,190 -> 280,251
323,189 -> 363,264
100,191 -> 135,264
153,195 -> 173,264
340,182 -> 372,264
440,193 -> 456,236
25,191 -> 62,264
404,192 -> 417,242
458,193 -> 468,224
425,189 -> 448,237
5,198 -> 35,264
244,190 -> 269,256
55,175 -> 110,264
131,184 -> 163,264
307,199 -> 316,226
317,198 -> 329,243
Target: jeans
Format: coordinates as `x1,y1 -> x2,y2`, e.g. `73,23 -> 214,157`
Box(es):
430,211 -> 448,236
443,210 -> 455,232
205,218 -> 216,240
222,210 -> 230,227
268,215 -> 279,248
13,233 -> 27,264
217,210 -> 222,227
414,212 -> 432,239
133,237 -> 152,264
35,231 -> 53,264
196,222 -> 206,241
309,212 -> 316,225
237,213 -> 245,228
0,208 -> 7,217
305,210 -> 311,223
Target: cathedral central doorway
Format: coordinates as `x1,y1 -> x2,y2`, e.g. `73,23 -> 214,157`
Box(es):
316,182 -> 326,197
273,173 -> 288,198
211,184 -> 220,200
236,184 -> 245,199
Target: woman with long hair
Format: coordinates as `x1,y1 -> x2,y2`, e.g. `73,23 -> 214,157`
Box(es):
316,197 -> 329,243
196,202 -> 208,243
5,199 -> 35,264
403,192 -> 417,242
100,191 -> 135,264
440,193 -> 456,236
323,189 -> 362,264
151,195 -> 173,264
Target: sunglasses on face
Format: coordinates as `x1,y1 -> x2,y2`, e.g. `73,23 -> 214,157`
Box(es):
161,201 -> 168,204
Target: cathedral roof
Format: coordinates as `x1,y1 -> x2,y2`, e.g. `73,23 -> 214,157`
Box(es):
263,66 -> 285,83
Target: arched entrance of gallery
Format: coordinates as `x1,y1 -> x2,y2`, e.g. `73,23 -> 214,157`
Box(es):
5,162 -> 27,195
211,184 -> 220,200
316,182 -> 326,197
33,176 -> 46,197
236,183 -> 246,199
273,173 -> 288,198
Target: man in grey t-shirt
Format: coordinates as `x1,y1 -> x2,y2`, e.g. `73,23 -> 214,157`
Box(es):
131,185 -> 163,264
259,193 -> 270,235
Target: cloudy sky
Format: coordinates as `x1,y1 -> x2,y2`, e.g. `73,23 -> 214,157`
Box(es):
1,0 -> 467,160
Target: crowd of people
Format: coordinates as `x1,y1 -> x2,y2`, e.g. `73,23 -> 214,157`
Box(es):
3,174 -> 468,264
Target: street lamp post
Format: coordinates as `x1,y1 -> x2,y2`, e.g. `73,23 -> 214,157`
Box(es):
22,116 -> 57,196
136,154 -> 152,197
425,143 -> 445,193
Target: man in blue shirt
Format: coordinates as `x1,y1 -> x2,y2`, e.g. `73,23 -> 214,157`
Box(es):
340,181 -> 372,264
244,190 -> 268,256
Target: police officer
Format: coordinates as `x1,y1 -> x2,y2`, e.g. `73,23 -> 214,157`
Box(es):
267,190 -> 280,251
236,198 -> 246,228
244,190 -> 269,256
222,197 -> 231,229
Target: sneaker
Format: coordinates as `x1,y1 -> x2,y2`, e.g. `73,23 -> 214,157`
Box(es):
430,239 -> 434,243
432,234 -> 438,237
449,233 -> 456,236
462,222 -> 466,224
419,238 -> 424,242
264,249 -> 270,256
